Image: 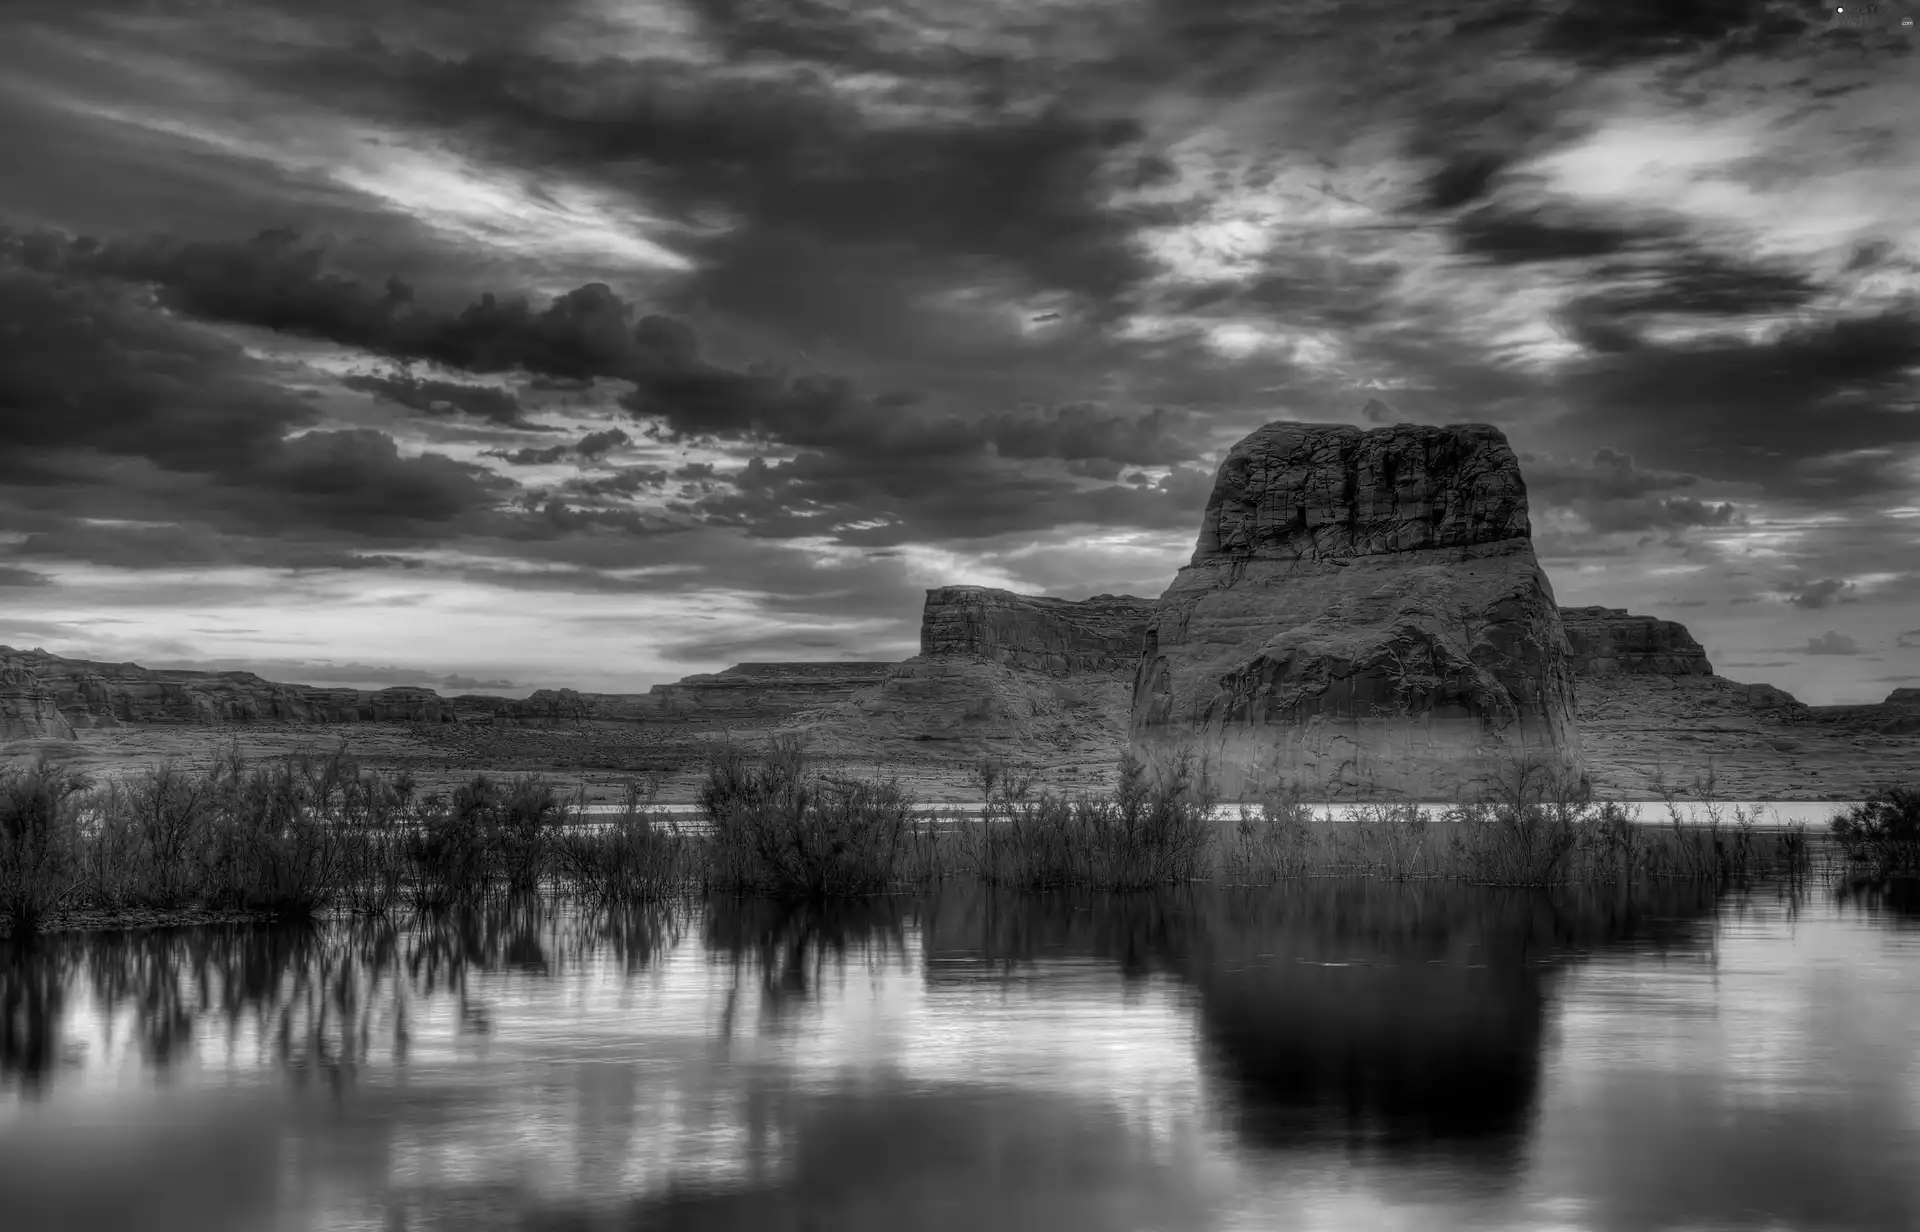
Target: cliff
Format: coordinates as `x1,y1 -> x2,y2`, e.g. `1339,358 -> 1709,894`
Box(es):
801,588 -> 1152,762
643,662 -> 894,724
1129,421 -> 1584,800
920,587 -> 1153,674
1558,606 -> 1712,677
0,663 -> 74,740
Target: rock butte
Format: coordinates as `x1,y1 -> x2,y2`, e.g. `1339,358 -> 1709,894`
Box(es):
801,587 -> 1152,759
1130,421 -> 1582,800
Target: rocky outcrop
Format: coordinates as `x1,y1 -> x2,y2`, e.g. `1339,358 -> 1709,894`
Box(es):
0,663 -> 75,740
2,647 -> 320,726
801,589 -> 1152,762
299,686 -> 448,723
1559,606 -> 1712,677
921,587 -> 1153,675
0,646 -> 456,726
644,663 -> 894,725
1809,687 -> 1920,735
1130,421 -> 1583,800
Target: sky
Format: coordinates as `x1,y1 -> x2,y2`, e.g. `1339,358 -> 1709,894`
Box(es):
0,0 -> 1915,705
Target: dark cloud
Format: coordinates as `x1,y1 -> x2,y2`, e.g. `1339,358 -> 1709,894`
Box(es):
341,371 -> 530,425
1419,152 -> 1510,213
1453,204 -> 1659,264
1785,577 -> 1856,609
1801,630 -> 1862,655
0,256 -> 525,568
1524,447 -> 1703,502
487,444 -> 571,466
253,428 -> 510,536
1520,448 -> 1741,532
1552,304 -> 1920,497
574,427 -> 629,458
1536,0 -> 1813,67
1572,252 -> 1823,318
1896,629 -> 1920,649
17,227 -> 1193,486
0,566 -> 52,587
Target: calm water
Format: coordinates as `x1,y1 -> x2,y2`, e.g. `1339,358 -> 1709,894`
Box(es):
4,879 -> 1918,1231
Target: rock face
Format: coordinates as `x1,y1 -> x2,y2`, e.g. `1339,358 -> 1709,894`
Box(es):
920,587 -> 1153,675
645,663 -> 894,725
803,589 -> 1152,760
0,663 -> 74,740
0,646 -> 454,728
1559,607 -> 1712,677
1130,422 -> 1583,800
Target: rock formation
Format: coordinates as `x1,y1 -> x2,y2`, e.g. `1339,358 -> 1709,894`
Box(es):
1130,421 -> 1583,800
803,588 -> 1152,760
1558,606 -> 1712,677
920,587 -> 1153,675
0,663 -> 74,740
645,663 -> 894,724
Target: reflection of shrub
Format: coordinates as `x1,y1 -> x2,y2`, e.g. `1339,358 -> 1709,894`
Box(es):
1831,787 -> 1920,877
700,737 -> 917,898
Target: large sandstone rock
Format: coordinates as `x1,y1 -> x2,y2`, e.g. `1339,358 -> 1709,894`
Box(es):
801,589 -> 1151,762
0,663 -> 75,740
921,587 -> 1153,675
1130,422 -> 1583,800
646,662 -> 893,725
1559,606 -> 1712,677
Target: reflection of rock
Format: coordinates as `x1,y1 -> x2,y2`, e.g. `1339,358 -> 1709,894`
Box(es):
1560,606 -> 1712,677
1130,422 -> 1583,799
0,663 -> 73,740
920,880 -> 1716,1163
803,589 -> 1149,763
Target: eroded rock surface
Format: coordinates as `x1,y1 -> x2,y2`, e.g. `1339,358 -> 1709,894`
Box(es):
802,589 -> 1150,762
1130,422 -> 1582,799
2,647 -> 325,726
1559,607 -> 1712,677
0,663 -> 74,740
645,663 -> 894,725
921,587 -> 1153,675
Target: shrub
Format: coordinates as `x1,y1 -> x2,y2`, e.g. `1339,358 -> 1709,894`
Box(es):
1831,787 -> 1920,877
554,777 -> 691,903
699,737 -> 917,898
0,758 -> 88,930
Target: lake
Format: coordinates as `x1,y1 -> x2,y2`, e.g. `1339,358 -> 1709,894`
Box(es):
3,877 -> 1917,1230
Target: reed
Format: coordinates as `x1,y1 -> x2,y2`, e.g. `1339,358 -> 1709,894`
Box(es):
953,748 -> 1217,890
0,742 -> 1852,934
698,736 -> 918,898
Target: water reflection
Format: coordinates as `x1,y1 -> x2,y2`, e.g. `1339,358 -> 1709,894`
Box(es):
0,879 -> 1915,1230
